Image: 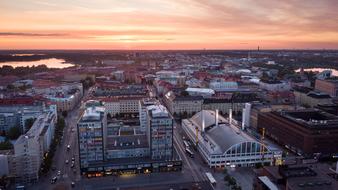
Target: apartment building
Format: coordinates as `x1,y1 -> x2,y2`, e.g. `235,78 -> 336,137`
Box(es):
293,86 -> 332,107
78,106 -> 107,170
77,102 -> 181,176
11,105 -> 57,184
0,98 -> 46,133
139,98 -> 159,132
259,80 -> 291,92
164,91 -> 203,117
147,105 -> 173,160
104,97 -> 144,116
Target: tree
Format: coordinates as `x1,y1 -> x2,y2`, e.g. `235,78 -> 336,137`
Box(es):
7,126 -> 21,140
40,116 -> 66,175
25,118 -> 36,131
18,85 -> 28,91
6,84 -> 15,90
0,175 -> 8,188
255,163 -> 263,169
62,111 -> 68,118
224,174 -> 231,182
228,177 -> 237,186
0,140 -> 13,150
180,91 -> 189,97
182,111 -> 188,119
81,76 -> 94,89
260,72 -> 270,82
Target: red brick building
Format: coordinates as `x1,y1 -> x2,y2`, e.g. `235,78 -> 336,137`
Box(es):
258,109 -> 338,156
315,79 -> 338,97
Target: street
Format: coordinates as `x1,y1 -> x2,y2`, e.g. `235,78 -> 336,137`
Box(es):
29,86 -> 220,190
29,87 -> 93,190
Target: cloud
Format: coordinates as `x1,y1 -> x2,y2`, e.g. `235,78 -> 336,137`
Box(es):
0,32 -> 69,37
0,0 -> 338,49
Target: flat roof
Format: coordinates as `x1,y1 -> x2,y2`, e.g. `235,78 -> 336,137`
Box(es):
278,109 -> 338,129
186,87 -> 215,94
106,135 -> 148,150
147,104 -> 169,118
81,106 -> 105,122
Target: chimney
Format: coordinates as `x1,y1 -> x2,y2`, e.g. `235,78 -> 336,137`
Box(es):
215,109 -> 219,127
202,110 -> 205,132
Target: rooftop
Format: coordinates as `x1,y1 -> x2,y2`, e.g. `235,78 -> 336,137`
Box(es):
140,98 -> 159,106
307,91 -> 332,99
147,104 -> 169,118
278,109 -> 338,129
184,110 -> 264,154
319,78 -> 338,84
81,106 -> 105,121
165,91 -> 203,102
256,164 -> 338,190
186,87 -> 215,94
106,134 -> 148,150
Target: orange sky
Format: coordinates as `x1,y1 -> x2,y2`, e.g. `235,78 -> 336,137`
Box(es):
1,0 -> 338,50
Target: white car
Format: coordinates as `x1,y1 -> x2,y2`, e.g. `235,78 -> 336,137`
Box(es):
65,160 -> 69,164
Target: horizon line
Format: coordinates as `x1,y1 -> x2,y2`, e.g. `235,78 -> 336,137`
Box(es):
1,48 -> 338,51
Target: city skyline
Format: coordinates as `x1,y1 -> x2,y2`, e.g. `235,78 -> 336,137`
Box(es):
1,0 -> 338,50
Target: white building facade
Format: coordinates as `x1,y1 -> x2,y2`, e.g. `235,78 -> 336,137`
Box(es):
182,110 -> 282,168
12,105 -> 57,184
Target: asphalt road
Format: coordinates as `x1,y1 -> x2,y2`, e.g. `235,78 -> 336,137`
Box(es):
29,85 -> 220,190
29,87 -> 93,190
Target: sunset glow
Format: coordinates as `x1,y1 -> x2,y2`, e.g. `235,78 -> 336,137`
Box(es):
1,0 -> 338,49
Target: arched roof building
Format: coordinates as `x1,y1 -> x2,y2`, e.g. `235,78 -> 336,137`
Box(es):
182,110 -> 282,168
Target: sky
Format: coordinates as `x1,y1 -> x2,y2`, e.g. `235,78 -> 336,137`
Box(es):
0,0 -> 338,50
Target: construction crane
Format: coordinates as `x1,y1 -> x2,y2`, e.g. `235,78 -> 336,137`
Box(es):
195,126 -> 199,146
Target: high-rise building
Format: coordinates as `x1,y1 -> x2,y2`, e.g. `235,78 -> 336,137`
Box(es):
78,106 -> 107,170
139,98 -> 159,132
77,102 -> 181,176
147,105 -> 173,160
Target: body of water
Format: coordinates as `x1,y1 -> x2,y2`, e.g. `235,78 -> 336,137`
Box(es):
295,68 -> 338,76
0,58 -> 75,68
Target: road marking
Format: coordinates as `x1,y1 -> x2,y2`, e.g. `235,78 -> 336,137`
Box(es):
173,133 -> 200,182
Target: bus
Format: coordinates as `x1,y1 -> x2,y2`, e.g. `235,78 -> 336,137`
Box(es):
185,147 -> 194,158
16,185 -> 26,190
205,172 -> 217,186
183,140 -> 190,148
